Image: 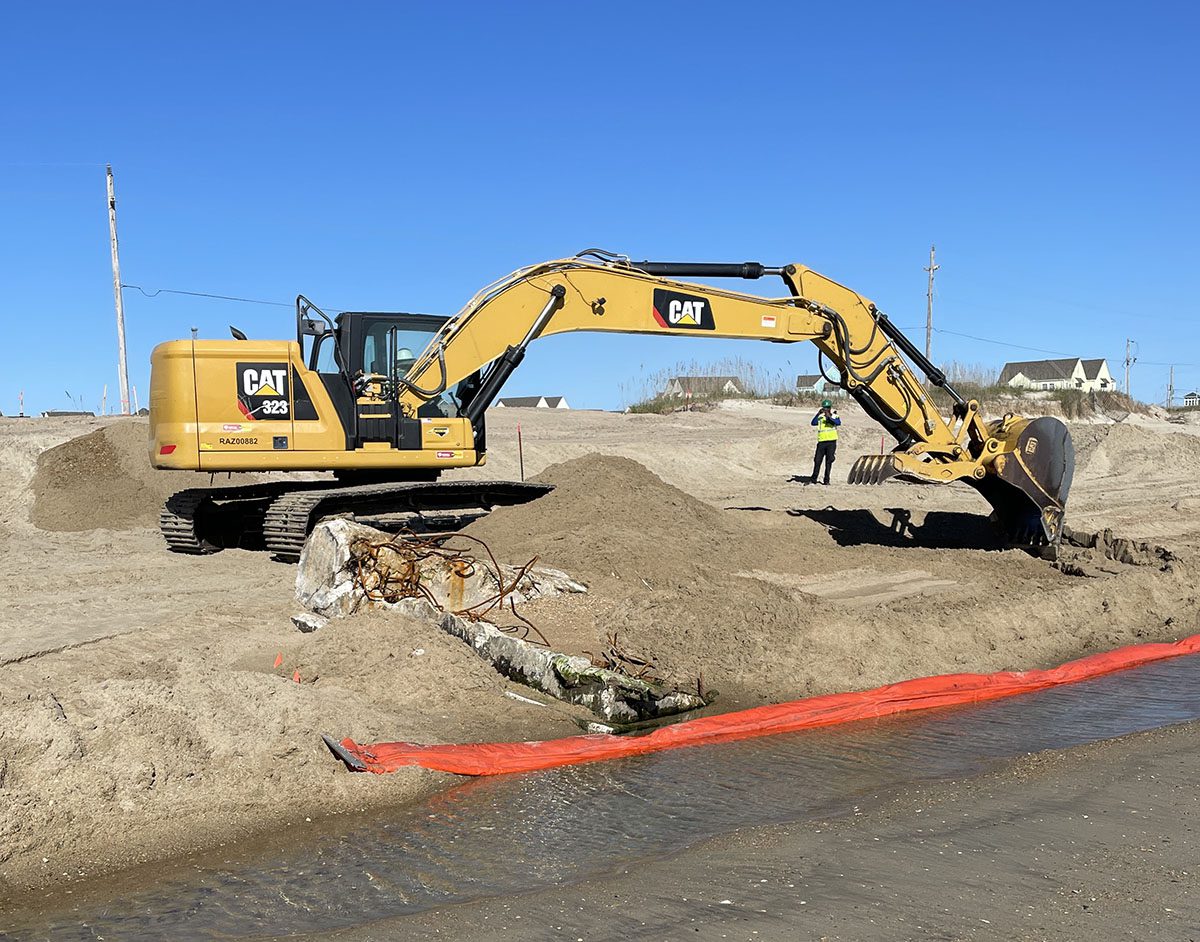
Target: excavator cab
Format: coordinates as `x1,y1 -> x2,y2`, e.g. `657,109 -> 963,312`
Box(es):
296,298 -> 484,453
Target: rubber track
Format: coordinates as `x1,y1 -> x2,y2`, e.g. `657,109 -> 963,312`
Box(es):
159,481 -> 305,554
262,480 -> 552,561
159,490 -> 213,554
160,480 -> 552,560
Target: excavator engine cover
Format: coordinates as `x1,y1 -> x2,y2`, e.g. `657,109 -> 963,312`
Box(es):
972,416 -> 1075,546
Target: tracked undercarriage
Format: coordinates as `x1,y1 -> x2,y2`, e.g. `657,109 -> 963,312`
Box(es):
160,480 -> 552,561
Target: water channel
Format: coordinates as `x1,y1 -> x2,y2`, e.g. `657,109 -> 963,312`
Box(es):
4,653 -> 1199,940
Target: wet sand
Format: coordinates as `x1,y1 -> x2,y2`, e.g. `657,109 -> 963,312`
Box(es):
338,719 -> 1200,941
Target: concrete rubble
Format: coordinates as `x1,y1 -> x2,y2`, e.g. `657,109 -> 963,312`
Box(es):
295,518 -> 587,618
291,612 -> 329,633
295,518 -> 708,721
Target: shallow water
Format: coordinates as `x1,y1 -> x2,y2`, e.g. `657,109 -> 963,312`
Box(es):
4,654 -> 1200,940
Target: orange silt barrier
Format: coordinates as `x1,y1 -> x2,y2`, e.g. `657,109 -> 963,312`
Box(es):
326,632 -> 1200,777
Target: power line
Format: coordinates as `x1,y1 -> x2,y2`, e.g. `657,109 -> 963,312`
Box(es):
927,326 -> 1076,358
113,284 -> 1200,371
917,322 -> 1198,367
121,284 -> 300,308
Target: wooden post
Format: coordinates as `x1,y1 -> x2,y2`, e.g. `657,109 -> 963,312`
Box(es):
517,422 -> 525,481
1123,338 -> 1136,397
107,165 -> 131,415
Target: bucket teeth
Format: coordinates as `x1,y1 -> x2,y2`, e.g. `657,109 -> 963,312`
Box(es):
848,454 -> 900,486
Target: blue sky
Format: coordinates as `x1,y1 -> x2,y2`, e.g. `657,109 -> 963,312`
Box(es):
2,1 -> 1196,413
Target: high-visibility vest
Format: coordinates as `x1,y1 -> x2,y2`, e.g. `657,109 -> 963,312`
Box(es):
816,415 -> 839,442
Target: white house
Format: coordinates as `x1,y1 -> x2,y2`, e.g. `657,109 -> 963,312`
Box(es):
997,358 -> 1115,392
495,396 -> 571,409
663,376 -> 745,398
1184,391 -> 1200,408
795,374 -> 836,395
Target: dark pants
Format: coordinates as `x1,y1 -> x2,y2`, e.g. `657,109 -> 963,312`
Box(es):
812,439 -> 837,484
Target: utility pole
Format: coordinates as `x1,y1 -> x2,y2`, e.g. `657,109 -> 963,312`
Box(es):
107,165 -> 131,415
1123,338 -> 1137,398
1167,365 -> 1175,409
924,244 -> 939,361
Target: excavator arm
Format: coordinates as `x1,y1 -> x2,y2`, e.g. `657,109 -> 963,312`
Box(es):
395,253 -> 1074,545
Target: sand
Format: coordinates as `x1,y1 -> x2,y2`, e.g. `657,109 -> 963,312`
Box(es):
3,401 -> 1200,898
30,421 -> 265,532
466,448 -> 1196,706
0,418 -> 580,898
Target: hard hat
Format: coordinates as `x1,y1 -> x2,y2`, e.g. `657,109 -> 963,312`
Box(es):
821,399 -> 833,408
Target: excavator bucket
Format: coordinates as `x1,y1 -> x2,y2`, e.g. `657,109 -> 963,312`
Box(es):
847,416 -> 1075,547
972,416 -> 1075,546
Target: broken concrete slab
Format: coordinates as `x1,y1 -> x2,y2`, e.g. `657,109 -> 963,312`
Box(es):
291,612 -> 328,633
296,518 -> 586,619
294,519 -> 706,722
1059,525 -> 1177,574
435,612 -> 709,723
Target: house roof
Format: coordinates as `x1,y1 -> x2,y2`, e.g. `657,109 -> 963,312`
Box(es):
544,396 -> 567,408
997,358 -> 1081,384
667,375 -> 744,395
795,374 -> 823,387
1186,392 -> 1200,399
496,396 -> 544,407
1080,358 -> 1109,380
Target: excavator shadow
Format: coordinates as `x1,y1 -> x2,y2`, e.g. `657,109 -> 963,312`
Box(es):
787,506 -> 1006,550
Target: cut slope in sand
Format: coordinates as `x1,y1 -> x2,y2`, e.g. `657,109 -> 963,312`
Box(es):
0,609 -> 576,894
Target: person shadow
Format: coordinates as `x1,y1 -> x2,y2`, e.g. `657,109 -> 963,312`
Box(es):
786,506 -> 1006,550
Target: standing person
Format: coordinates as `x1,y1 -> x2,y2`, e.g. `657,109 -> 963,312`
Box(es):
810,399 -> 841,484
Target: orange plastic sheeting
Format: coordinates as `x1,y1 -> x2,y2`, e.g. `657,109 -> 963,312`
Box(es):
337,632 -> 1200,777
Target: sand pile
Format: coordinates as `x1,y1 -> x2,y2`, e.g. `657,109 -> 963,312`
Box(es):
464,455 -> 755,585
30,421 -> 258,532
466,456 -> 836,700
1072,422 -> 1200,477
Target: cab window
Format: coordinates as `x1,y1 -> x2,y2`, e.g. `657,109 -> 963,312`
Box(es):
313,335 -> 340,374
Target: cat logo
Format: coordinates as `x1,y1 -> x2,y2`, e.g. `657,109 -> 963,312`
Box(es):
236,362 -> 291,420
651,289 -> 715,331
432,426 -> 449,438
242,368 -> 286,398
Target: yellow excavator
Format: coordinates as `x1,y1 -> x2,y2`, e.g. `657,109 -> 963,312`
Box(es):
149,251 -> 1074,558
